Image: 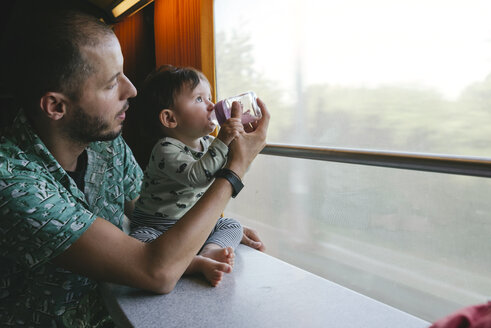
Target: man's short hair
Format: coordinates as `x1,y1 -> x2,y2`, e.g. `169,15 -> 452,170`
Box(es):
14,10 -> 115,114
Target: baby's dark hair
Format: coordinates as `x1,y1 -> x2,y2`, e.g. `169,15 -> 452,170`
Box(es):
137,65 -> 209,140
140,65 -> 207,113
135,65 -> 208,166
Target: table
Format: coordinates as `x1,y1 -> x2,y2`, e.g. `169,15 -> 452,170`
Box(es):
101,245 -> 430,328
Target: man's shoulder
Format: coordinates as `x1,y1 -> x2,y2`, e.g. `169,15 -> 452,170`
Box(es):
0,134 -> 40,176
0,143 -> 54,195
0,133 -> 21,156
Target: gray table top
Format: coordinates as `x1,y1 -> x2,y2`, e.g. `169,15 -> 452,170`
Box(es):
101,245 -> 430,328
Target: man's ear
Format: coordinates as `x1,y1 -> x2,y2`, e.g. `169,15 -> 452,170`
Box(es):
159,109 -> 178,128
39,92 -> 68,120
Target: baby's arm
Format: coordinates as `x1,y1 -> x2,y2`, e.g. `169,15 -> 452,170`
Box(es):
216,117 -> 245,146
155,138 -> 229,187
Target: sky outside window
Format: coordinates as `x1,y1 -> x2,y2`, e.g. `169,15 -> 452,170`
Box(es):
215,0 -> 491,100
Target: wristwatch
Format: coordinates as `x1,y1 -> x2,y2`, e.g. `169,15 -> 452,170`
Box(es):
215,168 -> 244,198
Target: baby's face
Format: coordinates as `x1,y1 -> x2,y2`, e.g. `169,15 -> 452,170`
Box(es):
172,80 -> 216,139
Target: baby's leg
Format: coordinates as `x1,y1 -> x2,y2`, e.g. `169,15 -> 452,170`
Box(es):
130,225 -> 231,286
200,243 -> 235,267
201,217 -> 243,267
186,255 -> 232,287
129,226 -> 163,243
129,209 -> 174,243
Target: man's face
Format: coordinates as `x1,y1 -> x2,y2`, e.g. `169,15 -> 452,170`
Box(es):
62,35 -> 137,143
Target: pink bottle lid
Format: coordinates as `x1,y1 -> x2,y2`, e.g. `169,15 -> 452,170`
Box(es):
213,100 -> 229,125
213,91 -> 261,125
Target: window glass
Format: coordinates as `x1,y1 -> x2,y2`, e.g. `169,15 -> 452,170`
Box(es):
215,0 -> 491,156
225,155 -> 491,321
215,0 -> 491,321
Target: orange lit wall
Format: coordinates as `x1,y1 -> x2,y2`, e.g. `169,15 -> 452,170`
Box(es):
113,7 -> 157,167
113,1 -> 217,166
154,0 -> 215,100
113,7 -> 156,89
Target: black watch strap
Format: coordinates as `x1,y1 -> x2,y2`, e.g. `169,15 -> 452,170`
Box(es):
215,168 -> 244,198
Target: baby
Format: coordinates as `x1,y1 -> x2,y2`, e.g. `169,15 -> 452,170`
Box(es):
130,65 -> 245,286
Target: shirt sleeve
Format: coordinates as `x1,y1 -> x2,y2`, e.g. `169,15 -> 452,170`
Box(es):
0,174 -> 96,270
154,138 -> 228,188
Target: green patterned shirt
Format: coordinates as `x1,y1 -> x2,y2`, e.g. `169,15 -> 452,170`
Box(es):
0,110 -> 143,326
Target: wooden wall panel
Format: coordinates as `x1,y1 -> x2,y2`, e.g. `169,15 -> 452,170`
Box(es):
114,0 -> 217,167
113,5 -> 156,167
113,6 -> 156,90
154,0 -> 215,100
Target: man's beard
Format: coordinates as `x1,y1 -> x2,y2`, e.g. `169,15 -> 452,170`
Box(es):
63,104 -> 126,143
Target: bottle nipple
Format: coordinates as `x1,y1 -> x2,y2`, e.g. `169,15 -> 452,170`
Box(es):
210,110 -> 218,126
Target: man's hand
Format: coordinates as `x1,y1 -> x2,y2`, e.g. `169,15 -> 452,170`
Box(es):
241,226 -> 266,252
225,98 -> 270,178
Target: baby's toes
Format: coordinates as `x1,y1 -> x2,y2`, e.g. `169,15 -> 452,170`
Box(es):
211,270 -> 224,286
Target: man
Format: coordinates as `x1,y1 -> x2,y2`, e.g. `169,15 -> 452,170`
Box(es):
0,10 -> 269,326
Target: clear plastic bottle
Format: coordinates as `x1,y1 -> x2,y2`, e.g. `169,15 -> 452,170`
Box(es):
212,91 -> 262,125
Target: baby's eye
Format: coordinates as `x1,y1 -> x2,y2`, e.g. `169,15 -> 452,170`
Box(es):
196,96 -> 203,102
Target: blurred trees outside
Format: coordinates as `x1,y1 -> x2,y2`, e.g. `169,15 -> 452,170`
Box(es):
216,30 -> 491,157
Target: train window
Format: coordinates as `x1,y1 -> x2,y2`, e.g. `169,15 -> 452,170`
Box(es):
225,154 -> 491,321
214,0 -> 491,322
215,0 -> 491,157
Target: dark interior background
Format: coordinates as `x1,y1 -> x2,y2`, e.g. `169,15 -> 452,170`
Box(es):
0,0 -> 157,167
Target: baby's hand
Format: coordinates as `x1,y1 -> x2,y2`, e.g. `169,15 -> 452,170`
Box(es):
216,118 -> 245,146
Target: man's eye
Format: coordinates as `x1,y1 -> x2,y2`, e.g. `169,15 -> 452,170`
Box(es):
108,80 -> 118,89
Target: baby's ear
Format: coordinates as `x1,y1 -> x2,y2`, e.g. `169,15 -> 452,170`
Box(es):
159,109 -> 177,128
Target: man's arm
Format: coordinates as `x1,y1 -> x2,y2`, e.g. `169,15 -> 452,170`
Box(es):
53,177 -> 237,293
53,100 -> 270,294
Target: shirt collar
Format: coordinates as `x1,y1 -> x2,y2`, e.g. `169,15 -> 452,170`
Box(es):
11,109 -> 89,205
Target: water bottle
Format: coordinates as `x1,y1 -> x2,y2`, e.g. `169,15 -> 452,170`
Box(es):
212,91 -> 262,125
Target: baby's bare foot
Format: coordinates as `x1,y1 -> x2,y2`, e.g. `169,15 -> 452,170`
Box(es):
196,256 -> 232,287
200,245 -> 235,267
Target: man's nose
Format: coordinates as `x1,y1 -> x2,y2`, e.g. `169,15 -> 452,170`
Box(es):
121,73 -> 137,99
